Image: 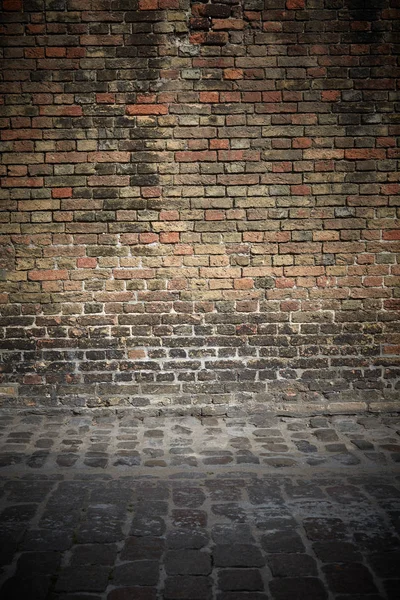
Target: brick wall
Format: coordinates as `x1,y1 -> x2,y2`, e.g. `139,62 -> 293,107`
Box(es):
0,0 -> 399,414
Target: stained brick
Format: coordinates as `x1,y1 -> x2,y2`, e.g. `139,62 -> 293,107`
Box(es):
0,0 -> 397,411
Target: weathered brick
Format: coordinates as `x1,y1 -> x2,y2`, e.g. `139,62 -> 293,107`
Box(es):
0,0 -> 397,411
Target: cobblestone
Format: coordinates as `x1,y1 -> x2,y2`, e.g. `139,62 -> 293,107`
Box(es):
0,411 -> 399,599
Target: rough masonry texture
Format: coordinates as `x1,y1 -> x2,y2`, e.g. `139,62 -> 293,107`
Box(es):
0,0 -> 399,414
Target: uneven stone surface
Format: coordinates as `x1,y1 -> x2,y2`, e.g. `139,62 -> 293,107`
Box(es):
0,411 -> 399,599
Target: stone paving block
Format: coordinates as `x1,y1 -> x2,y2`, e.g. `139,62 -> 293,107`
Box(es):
165,549 -> 212,575
325,484 -> 367,503
351,439 -> 374,450
353,528 -> 400,552
0,503 -> 38,527
121,537 -> 165,560
15,551 -> 61,576
261,530 -> 305,553
205,480 -> 244,501
166,528 -> 209,549
216,595 -> 269,600
76,505 -> 125,543
302,518 -> 347,541
164,575 -> 213,599
212,503 -> 247,522
335,596 -> 385,600
384,579 -> 400,600
171,509 -> 207,528
269,577 -> 328,600
54,566 -> 111,592
252,513 -> 297,532
367,550 -> 400,578
294,440 -> 318,453
39,507 -> 81,532
56,454 -> 79,467
0,531 -> 21,565
172,486 -> 206,507
218,569 -> 264,592
0,574 -> 51,600
130,515 -> 166,537
284,481 -> 326,499
70,543 -> 118,565
312,541 -> 362,563
213,545 -> 266,568
55,595 -> 102,600
267,553 -> 318,577
322,563 -> 378,594
107,588 -> 157,600
365,484 -> 400,498
247,481 -> 282,504
0,454 -> 23,467
4,480 -> 54,502
211,524 -> 255,545
112,561 -> 160,586
312,429 -> 339,442
331,452 -> 361,465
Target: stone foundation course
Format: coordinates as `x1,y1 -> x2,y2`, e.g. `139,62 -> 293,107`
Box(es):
0,0 -> 399,412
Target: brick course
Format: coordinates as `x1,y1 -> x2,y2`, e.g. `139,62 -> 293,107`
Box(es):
0,0 -> 399,413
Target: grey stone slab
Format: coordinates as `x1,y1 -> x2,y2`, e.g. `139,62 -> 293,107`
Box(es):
164,575 -> 213,599
269,577 -> 327,600
112,561 -> 160,586
322,563 -> 378,594
165,549 -> 212,575
267,553 -> 318,577
218,569 -> 264,592
55,566 -> 111,592
213,545 -> 265,568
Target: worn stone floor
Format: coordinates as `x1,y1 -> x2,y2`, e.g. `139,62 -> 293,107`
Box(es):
0,410 -> 399,600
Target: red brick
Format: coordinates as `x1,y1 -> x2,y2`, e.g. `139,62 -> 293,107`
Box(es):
52,188 -> 73,199
96,93 -> 116,103
262,92 -> 282,102
212,19 -> 244,30
126,104 -> 168,115
77,258 -> 97,268
142,187 -> 161,198
28,270 -> 69,281
291,185 -> 311,195
210,139 -> 229,150
23,374 -> 42,385
223,68 -> 243,80
286,0 -> 305,8
45,47 -> 66,58
220,92 -> 241,103
139,0 -> 158,8
199,92 -> 219,103
383,230 -> 400,240
3,0 -> 22,10
205,210 -> 225,221
160,232 -> 180,244
160,210 -> 179,220
345,149 -> 386,160
1,177 -> 43,187
321,90 -> 341,101
159,0 -> 179,7
139,233 -> 159,244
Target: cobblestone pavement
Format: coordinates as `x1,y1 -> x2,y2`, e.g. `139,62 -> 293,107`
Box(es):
0,411 -> 399,600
